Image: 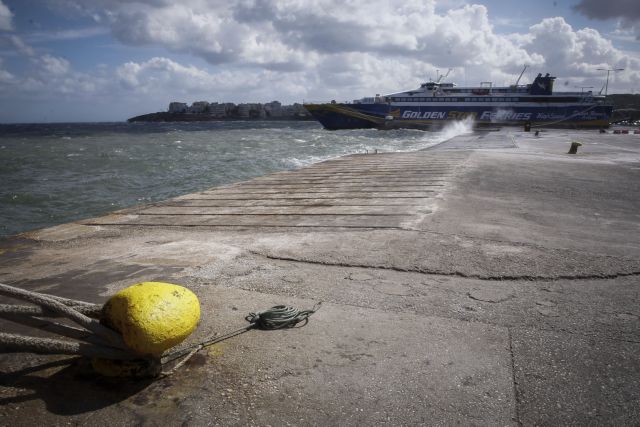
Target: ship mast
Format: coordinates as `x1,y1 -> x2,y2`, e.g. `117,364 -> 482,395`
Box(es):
436,68 -> 452,83
514,65 -> 528,86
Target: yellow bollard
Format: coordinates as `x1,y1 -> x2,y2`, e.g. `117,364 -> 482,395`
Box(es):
101,282 -> 200,355
568,141 -> 582,154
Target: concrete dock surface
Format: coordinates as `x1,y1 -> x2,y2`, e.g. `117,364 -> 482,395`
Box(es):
1,128 -> 639,425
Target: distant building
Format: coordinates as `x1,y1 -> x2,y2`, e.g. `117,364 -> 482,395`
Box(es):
291,103 -> 310,117
168,102 -> 187,113
209,103 -> 227,118
188,101 -> 210,114
250,104 -> 266,119
237,104 -> 251,118
167,99 -> 309,120
264,101 -> 283,118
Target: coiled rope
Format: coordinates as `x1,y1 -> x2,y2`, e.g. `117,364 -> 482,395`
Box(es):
160,302 -> 321,376
246,303 -> 321,330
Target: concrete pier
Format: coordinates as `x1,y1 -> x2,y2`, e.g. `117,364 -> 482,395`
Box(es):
1,129 -> 639,425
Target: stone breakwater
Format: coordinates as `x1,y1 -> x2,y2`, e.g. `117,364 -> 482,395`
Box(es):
1,129 -> 639,425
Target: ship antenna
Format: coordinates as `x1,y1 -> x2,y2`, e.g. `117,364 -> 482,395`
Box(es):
514,65 -> 528,86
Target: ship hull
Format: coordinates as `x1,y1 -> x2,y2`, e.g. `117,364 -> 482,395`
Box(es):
304,102 -> 613,130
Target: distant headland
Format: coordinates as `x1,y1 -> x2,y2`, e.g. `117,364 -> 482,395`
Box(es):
127,100 -> 313,122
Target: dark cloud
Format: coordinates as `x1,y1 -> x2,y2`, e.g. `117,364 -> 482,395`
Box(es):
572,0 -> 640,21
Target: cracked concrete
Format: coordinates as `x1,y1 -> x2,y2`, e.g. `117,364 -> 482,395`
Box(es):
1,128 -> 639,425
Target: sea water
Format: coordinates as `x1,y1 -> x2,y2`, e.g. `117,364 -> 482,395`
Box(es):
0,120 -> 472,238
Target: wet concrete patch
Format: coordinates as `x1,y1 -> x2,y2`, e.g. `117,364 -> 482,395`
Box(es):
7,260 -> 183,304
0,237 -> 37,270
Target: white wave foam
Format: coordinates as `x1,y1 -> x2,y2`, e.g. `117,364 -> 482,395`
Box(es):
436,116 -> 474,142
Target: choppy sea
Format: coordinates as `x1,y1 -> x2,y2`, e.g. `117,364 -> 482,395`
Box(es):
0,120 -> 471,238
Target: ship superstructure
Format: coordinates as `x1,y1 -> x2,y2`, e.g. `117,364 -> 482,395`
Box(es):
304,73 -> 612,130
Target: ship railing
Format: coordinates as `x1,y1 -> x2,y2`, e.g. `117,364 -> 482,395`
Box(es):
303,96 -> 390,105
303,100 -> 355,105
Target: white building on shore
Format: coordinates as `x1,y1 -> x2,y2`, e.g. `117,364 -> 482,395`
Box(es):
168,102 -> 187,113
188,101 -> 210,114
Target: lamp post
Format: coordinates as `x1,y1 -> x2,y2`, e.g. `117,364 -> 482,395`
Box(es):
596,68 -> 624,96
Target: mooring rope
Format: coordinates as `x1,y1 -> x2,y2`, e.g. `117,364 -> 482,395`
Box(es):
0,282 -> 321,377
0,283 -> 133,359
160,302 -> 322,376
0,283 -> 126,349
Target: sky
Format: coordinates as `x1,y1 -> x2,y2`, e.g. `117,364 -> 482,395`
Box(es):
0,0 -> 638,123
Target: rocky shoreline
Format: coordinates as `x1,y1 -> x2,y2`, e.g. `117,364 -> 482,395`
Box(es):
127,111 -> 314,123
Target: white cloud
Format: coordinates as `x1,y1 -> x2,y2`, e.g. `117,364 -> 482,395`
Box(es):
2,0 -> 640,122
0,0 -> 12,31
8,35 -> 35,56
113,56 -> 309,102
573,0 -> 640,20
27,26 -> 109,43
58,0 -> 633,88
39,54 -> 70,75
573,0 -> 640,40
0,58 -> 14,83
525,17 -> 640,89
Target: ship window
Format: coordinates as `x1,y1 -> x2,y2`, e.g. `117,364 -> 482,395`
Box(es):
465,98 -> 470,102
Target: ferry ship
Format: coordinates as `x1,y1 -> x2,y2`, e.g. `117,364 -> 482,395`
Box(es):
304,72 -> 612,130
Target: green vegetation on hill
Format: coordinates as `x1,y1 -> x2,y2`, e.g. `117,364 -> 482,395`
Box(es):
609,94 -> 640,123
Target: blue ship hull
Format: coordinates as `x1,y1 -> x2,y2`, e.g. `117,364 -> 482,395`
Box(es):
305,102 -> 613,130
